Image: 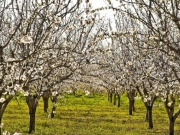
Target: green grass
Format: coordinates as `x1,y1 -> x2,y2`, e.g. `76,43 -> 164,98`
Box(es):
2,94 -> 180,135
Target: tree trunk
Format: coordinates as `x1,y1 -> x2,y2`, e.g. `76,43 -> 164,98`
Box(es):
117,94 -> 120,107
133,100 -> 135,111
114,94 -> 116,105
26,96 -> 39,133
73,90 -> 76,96
145,106 -> 153,129
0,96 -> 13,135
169,116 -> 175,135
0,106 -> 5,135
145,110 -> 149,122
129,99 -> 133,115
29,108 -> 36,133
50,96 -> 58,118
42,91 -> 51,113
128,90 -> 136,115
43,97 -> 49,113
109,92 -> 113,103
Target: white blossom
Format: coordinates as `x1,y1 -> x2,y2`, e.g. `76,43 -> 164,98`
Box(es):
53,111 -> 56,114
13,132 -> 22,135
24,91 -> 29,96
0,98 -> 5,103
14,84 -> 21,91
0,123 -> 3,128
143,98 -> 148,102
161,97 -> 166,102
21,75 -> 27,81
3,131 -> 10,135
167,101 -> 173,107
9,91 -> 15,96
85,90 -> 90,96
52,91 -> 58,96
20,35 -> 33,44
155,93 -> 159,96
9,27 -> 15,34
53,102 -> 57,107
66,90 -> 72,94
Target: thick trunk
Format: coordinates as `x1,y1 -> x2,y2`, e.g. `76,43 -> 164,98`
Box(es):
145,106 -> 153,129
114,94 -> 116,105
29,108 -> 36,133
169,116 -> 175,135
117,94 -> 120,108
129,100 -> 134,115
42,96 -> 49,113
42,91 -> 50,113
26,96 -> 39,133
128,90 -> 136,115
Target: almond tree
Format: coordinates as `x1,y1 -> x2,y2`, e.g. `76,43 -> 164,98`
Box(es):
2,0 -> 86,133
37,0 -> 109,119
106,0 -> 180,134
0,1 -> 29,134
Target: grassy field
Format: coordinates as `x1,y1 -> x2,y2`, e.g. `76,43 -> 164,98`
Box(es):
2,93 -> 180,135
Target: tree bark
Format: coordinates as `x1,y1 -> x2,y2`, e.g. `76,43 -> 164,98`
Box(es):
50,96 -> 58,118
114,94 -> 116,105
42,91 -> 50,113
42,91 -> 51,113
128,90 -> 136,115
26,95 -> 39,133
129,100 -> 134,115
169,116 -> 175,135
109,92 -> 113,103
0,105 -> 7,135
0,96 -> 13,135
166,105 -> 175,135
133,100 -> 135,111
117,94 -> 120,107
29,108 -> 36,134
145,106 -> 153,129
43,97 -> 49,113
